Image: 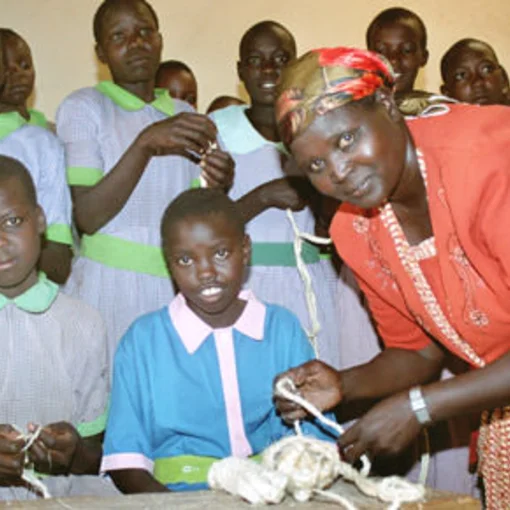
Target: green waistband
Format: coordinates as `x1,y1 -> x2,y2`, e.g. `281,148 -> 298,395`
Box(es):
251,242 -> 320,266
154,454 -> 261,486
80,233 -> 320,277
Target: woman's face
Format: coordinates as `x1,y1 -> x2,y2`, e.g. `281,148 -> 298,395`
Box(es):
290,94 -> 408,209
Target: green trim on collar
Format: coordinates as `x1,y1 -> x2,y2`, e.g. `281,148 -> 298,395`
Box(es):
0,111 -> 27,140
0,272 -> 58,313
28,109 -> 48,129
211,105 -> 287,155
67,166 -> 104,187
95,81 -> 174,117
46,224 -> 73,245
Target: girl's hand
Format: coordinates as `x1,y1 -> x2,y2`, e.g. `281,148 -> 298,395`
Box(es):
0,425 -> 25,485
338,392 -> 422,463
200,149 -> 235,191
273,360 -> 343,423
28,422 -> 81,476
138,112 -> 218,158
260,177 -> 310,212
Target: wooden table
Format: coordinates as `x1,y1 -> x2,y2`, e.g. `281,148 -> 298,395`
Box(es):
0,479 -> 481,509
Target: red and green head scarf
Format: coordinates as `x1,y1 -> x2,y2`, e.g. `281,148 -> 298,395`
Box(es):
276,47 -> 395,146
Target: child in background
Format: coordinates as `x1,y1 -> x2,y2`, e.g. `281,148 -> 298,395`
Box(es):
0,155 -> 114,500
210,20 -> 377,369
101,188 -> 335,493
366,8 -> 436,116
155,59 -> 198,110
440,38 -> 509,106
57,0 -> 233,359
206,95 -> 245,114
0,29 -> 55,130
0,31 -> 73,284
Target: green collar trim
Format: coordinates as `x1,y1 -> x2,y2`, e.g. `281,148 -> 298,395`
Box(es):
0,111 -> 27,140
0,272 -> 59,313
211,105 -> 286,155
28,109 -> 48,128
95,81 -> 174,116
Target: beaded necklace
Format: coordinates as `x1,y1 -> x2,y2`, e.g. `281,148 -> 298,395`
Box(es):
378,150 -> 485,368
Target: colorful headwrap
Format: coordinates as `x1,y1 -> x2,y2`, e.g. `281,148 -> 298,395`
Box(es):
276,47 -> 395,146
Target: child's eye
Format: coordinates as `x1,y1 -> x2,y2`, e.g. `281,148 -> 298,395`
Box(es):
20,60 -> 31,71
4,216 -> 23,228
274,54 -> 289,66
215,248 -> 230,261
480,63 -> 496,76
338,131 -> 356,151
309,158 -> 325,174
110,32 -> 125,43
177,255 -> 192,266
139,27 -> 153,38
454,70 -> 467,82
246,56 -> 262,67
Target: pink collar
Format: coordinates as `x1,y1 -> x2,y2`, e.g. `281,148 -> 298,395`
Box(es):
168,290 -> 266,354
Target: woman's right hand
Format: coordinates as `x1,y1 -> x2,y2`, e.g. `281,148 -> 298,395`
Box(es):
273,360 -> 343,423
0,425 -> 25,486
259,176 -> 311,212
138,112 -> 218,158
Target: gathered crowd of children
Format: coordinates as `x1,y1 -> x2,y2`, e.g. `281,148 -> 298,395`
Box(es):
0,0 -> 508,505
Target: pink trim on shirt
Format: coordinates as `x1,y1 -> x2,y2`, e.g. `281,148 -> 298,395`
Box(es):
168,289 -> 266,457
215,328 -> 253,457
100,453 -> 154,474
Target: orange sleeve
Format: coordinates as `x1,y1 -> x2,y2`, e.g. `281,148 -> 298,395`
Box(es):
354,274 -> 432,352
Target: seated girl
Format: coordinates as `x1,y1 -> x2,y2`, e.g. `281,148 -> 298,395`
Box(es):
101,188 -> 335,493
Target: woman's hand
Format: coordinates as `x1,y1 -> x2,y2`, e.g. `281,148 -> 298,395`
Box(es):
274,360 -> 343,423
338,392 -> 422,463
28,422 -> 81,476
0,425 -> 25,486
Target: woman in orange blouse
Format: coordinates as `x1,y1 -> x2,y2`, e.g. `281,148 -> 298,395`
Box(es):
273,47 -> 510,508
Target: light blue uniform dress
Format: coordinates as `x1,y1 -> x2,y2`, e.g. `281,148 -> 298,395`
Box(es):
101,290 -> 336,491
0,274 -> 116,499
0,112 -> 73,247
56,82 -> 200,360
210,105 -> 379,369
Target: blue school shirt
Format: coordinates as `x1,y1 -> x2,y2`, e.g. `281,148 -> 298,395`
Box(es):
101,290 -> 336,491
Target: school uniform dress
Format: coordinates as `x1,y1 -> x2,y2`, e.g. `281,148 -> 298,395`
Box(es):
0,111 -> 73,248
0,273 -> 115,499
101,290 -> 336,491
210,105 -> 378,369
56,82 -> 200,360
331,104 -> 510,499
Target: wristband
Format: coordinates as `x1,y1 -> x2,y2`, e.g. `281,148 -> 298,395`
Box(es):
409,386 -> 432,426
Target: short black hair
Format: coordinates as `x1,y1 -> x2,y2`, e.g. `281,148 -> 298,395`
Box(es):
157,60 -> 194,76
0,155 -> 37,206
366,7 -> 427,51
161,188 -> 245,248
440,38 -> 498,82
93,0 -> 159,44
0,28 -> 22,42
239,20 -> 296,59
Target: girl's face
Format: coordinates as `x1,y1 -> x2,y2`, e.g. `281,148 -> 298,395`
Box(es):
441,43 -> 508,105
156,69 -> 197,109
238,27 -> 296,107
368,20 -> 428,94
95,2 -> 162,87
0,177 -> 45,299
290,94 -> 408,209
164,213 -> 250,328
0,34 -> 35,107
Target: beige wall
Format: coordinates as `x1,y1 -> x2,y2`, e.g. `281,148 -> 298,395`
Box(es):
4,0 -> 510,115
